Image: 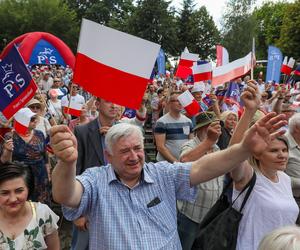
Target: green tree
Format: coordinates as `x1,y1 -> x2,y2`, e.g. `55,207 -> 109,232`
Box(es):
221,0 -> 256,61
177,1 -> 220,59
126,0 -> 178,55
64,0 -> 134,31
177,0 -> 196,51
253,2 -> 289,60
0,0 -> 79,52
277,0 -> 300,60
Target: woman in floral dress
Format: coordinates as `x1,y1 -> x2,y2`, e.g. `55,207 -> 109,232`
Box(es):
0,162 -> 59,249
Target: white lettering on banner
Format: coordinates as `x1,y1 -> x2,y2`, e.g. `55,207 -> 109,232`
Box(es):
37,48 -> 57,64
3,84 -> 14,98
1,64 -> 26,98
12,87 -> 34,109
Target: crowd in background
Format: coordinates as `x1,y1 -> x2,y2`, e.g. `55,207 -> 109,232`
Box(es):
0,63 -> 300,249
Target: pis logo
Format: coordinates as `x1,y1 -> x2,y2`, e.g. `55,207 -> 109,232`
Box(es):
37,48 -> 57,64
1,64 -> 26,98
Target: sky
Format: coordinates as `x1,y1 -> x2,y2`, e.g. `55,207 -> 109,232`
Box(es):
171,0 -> 293,28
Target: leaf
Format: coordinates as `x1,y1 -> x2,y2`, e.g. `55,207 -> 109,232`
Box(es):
39,218 -> 44,227
33,240 -> 42,248
32,227 -> 39,239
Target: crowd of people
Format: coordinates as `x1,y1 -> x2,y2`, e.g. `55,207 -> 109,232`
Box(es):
0,64 -> 300,249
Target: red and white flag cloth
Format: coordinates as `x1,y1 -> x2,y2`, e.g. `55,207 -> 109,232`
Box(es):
192,62 -> 212,82
216,45 -> 229,67
178,51 -> 199,68
62,101 -> 83,117
212,52 -> 253,86
175,49 -> 199,79
13,107 -> 36,135
281,56 -> 295,75
177,90 -> 199,117
73,19 -> 160,110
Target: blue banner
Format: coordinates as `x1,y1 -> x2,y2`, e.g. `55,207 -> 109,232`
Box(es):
266,46 -> 282,83
0,45 -> 37,119
156,49 -> 165,75
29,39 -> 66,66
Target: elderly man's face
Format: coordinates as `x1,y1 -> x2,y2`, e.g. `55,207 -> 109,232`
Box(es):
106,133 -> 145,186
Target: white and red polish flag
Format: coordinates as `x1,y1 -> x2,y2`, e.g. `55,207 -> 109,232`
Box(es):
192,62 -> 212,82
62,100 -> 83,117
212,52 -> 253,87
216,45 -> 229,67
13,107 -> 36,135
177,90 -> 200,117
73,19 -> 160,110
175,49 -> 199,79
281,56 -> 295,75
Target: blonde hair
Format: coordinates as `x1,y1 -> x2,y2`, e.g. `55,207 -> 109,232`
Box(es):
258,226 -> 300,250
220,111 -> 238,123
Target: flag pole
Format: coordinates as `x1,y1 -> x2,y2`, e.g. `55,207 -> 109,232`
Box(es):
251,37 -> 255,80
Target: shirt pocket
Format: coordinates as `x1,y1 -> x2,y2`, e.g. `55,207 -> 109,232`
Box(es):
146,201 -> 174,233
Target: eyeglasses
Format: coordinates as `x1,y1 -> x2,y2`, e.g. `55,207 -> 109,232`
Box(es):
29,105 -> 41,110
72,86 -> 79,90
261,95 -> 268,98
170,99 -> 180,103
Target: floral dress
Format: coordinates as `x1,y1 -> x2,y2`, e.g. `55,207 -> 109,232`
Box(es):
0,202 -> 59,250
3,130 -> 51,205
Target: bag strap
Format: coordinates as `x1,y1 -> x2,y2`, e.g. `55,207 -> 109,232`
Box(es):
232,172 -> 257,211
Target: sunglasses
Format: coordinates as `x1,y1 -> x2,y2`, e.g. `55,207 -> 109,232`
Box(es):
29,105 -> 41,110
170,99 -> 180,103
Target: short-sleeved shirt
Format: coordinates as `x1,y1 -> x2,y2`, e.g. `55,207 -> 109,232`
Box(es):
154,113 -> 193,161
63,162 -> 197,250
177,137 -> 223,223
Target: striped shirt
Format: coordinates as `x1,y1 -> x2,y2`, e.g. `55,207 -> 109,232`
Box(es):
154,113 -> 193,161
62,162 -> 197,250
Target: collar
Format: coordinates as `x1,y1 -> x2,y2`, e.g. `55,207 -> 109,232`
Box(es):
107,164 -> 154,185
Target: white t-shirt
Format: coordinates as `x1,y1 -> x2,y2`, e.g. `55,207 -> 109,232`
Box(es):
61,94 -> 85,108
232,171 -> 298,250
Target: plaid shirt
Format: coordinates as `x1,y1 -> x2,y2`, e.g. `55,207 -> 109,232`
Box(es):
63,162 -> 196,250
178,136 -> 224,223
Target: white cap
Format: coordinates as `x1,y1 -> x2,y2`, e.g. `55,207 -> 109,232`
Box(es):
191,83 -> 205,93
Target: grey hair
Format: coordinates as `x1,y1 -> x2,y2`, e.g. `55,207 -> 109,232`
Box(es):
220,111 -> 238,123
258,225 -> 300,250
105,123 -> 144,155
289,113 -> 300,134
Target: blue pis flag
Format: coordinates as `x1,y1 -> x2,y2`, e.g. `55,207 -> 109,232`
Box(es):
225,82 -> 241,103
122,107 -> 136,119
266,46 -> 282,83
0,45 -> 37,119
156,48 -> 166,75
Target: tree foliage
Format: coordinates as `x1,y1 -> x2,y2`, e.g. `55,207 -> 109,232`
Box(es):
277,0 -> 300,60
0,0 -> 79,52
253,2 -> 288,60
126,0 -> 178,55
176,1 -> 220,59
221,0 -> 256,61
64,0 -> 134,31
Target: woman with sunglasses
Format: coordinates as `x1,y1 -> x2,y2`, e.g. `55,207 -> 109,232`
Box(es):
0,108 -> 51,205
0,162 -> 59,249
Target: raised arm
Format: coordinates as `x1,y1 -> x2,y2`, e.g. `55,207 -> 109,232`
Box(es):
50,125 -> 83,208
180,121 -> 221,162
230,81 -> 260,186
190,108 -> 286,186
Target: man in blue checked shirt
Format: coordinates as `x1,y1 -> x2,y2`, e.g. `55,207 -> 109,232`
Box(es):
50,115 -> 286,250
